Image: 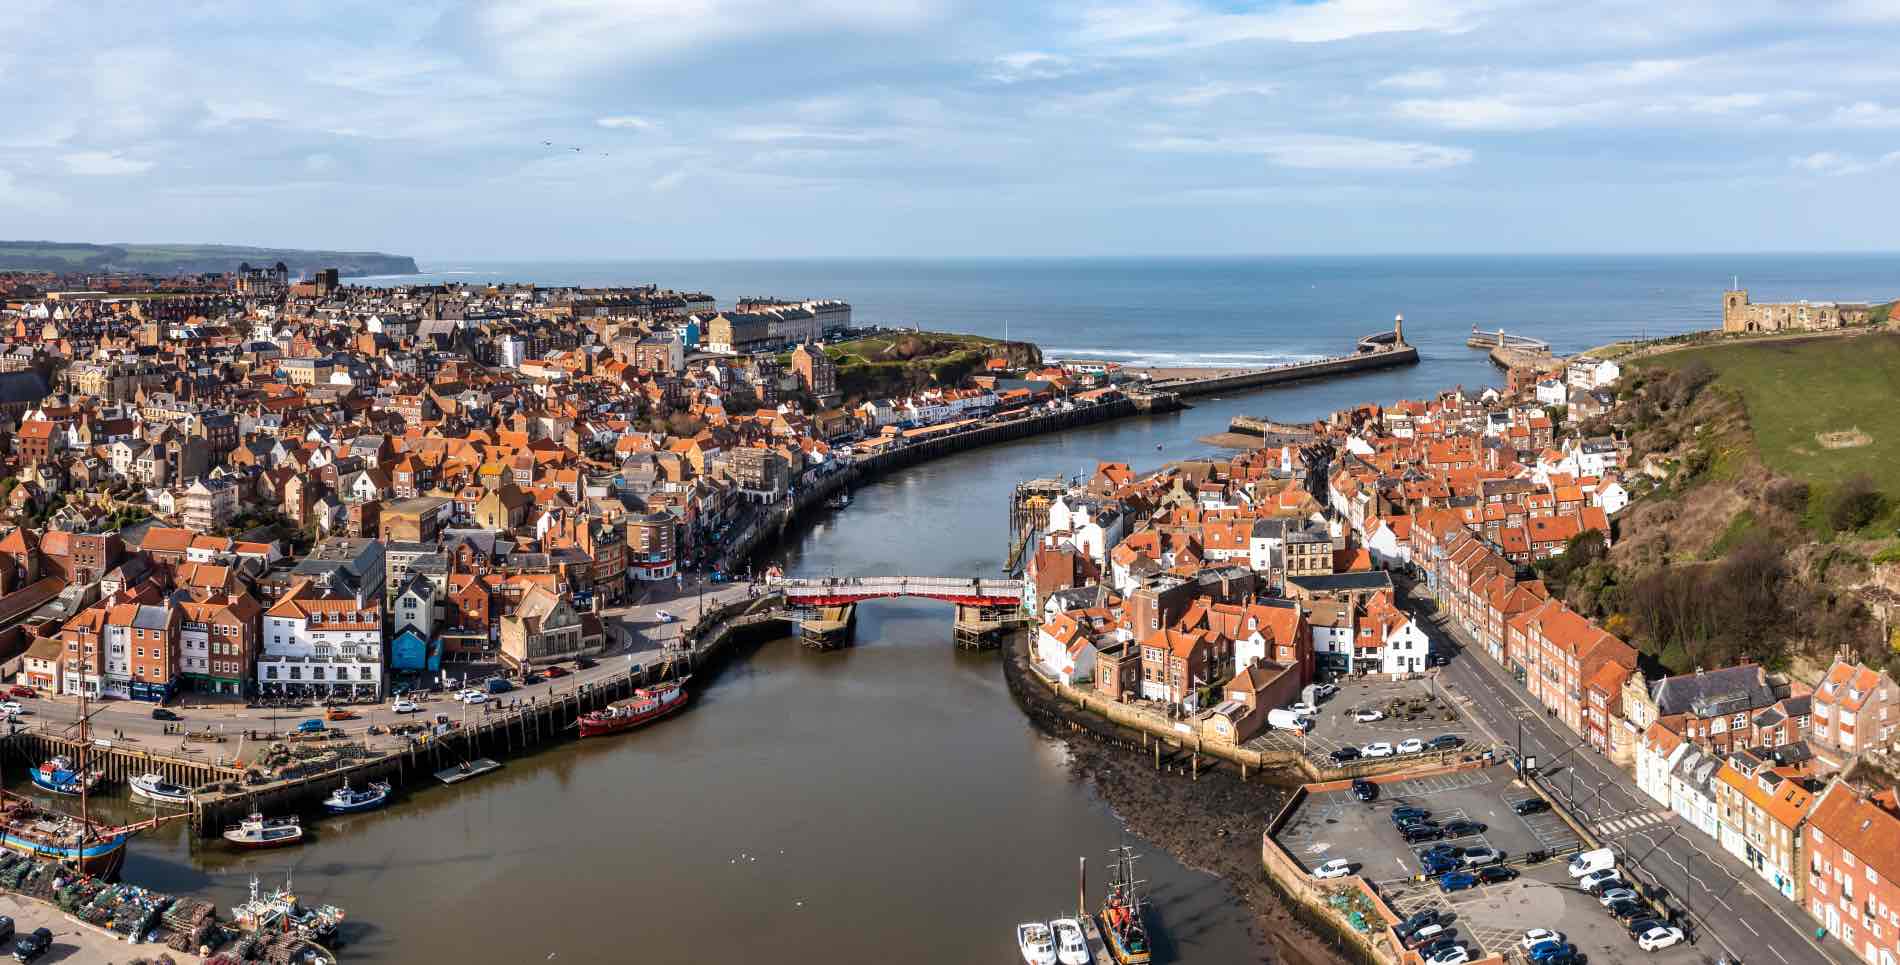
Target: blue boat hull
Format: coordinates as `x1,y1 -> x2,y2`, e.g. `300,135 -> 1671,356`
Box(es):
28,771 -> 89,796
0,829 -> 130,877
323,792 -> 389,814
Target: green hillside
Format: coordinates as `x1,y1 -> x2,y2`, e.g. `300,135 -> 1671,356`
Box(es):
0,241 -> 417,277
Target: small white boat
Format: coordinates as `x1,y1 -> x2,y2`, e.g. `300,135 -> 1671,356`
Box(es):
1018,922 -> 1058,965
129,773 -> 193,807
1052,918 -> 1089,965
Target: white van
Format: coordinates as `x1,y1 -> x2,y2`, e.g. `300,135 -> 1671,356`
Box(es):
1567,847 -> 1615,878
1267,708 -> 1314,732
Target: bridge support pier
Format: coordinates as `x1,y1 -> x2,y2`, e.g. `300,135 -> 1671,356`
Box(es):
953,603 -> 1020,650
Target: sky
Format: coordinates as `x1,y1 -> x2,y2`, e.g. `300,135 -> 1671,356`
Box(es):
4,0 -> 1900,259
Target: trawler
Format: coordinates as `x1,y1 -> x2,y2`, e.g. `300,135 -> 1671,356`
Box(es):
1097,846 -> 1153,965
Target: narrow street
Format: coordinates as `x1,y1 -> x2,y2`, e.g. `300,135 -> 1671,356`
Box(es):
1402,588 -> 1842,965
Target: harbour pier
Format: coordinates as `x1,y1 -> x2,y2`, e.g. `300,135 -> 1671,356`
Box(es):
1466,326 -> 1553,370
1138,321 -> 1418,398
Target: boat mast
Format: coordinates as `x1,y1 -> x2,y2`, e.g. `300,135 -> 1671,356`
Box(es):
77,687 -> 88,853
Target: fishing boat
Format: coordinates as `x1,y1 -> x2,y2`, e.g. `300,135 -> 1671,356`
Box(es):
1016,922 -> 1058,965
1098,847 -> 1153,965
129,773 -> 193,807
232,874 -> 346,946
0,795 -> 133,877
223,812 -> 304,849
30,756 -> 103,796
576,677 -> 690,737
321,778 -> 391,814
1051,918 -> 1090,965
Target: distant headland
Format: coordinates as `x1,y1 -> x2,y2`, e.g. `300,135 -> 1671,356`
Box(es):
0,240 -> 418,277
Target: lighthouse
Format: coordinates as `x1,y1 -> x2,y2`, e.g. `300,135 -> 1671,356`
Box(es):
1394,313 -> 1406,346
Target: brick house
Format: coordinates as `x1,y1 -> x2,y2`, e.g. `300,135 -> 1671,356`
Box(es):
1805,782 -> 1900,960
1714,752 -> 1819,901
1137,627 -> 1230,710
1811,658 -> 1900,762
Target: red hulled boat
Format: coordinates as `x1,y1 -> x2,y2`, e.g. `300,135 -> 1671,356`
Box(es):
576,678 -> 690,738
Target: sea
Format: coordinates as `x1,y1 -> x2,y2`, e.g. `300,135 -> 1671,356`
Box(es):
358,253 -> 1900,386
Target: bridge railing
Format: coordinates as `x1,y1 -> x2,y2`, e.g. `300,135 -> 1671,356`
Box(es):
769,576 -> 1023,596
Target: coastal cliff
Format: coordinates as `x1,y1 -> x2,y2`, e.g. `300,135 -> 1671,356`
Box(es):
0,240 -> 418,277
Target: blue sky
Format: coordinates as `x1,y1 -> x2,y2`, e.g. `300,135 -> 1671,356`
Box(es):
4,0 -> 1900,258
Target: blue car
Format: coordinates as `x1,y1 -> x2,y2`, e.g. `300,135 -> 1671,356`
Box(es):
1528,941 -> 1575,964
1422,855 -> 1458,876
1437,871 -> 1479,893
296,719 -> 325,733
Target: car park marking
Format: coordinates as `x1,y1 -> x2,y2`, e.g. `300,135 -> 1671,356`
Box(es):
1739,918 -> 1758,935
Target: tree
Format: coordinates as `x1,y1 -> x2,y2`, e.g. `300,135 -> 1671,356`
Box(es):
1829,474 -> 1884,533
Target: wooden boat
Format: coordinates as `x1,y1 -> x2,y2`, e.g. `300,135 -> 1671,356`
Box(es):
1051,918 -> 1089,965
1098,847 -> 1153,965
576,678 -> 689,738
30,756 -> 103,796
0,795 -> 132,877
1017,922 -> 1058,965
224,812 -> 303,849
130,773 -> 193,807
321,778 -> 391,814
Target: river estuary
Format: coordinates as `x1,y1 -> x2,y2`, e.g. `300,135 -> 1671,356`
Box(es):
50,356 -> 1479,963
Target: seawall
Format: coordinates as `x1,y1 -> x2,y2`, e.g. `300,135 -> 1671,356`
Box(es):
1151,344 -> 1419,399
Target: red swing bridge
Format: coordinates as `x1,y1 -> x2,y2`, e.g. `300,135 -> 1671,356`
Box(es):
764,576 -> 1027,649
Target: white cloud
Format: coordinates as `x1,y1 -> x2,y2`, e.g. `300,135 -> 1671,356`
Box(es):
726,125 -> 891,144
1377,69 -> 1448,91
1154,81 -> 1278,106
1078,0 -> 1500,51
597,115 -> 659,131
303,153 -> 336,174
1394,97 -> 1572,130
651,169 -> 689,192
1790,150 -> 1900,176
1140,132 -> 1472,170
61,151 -> 154,176
987,51 -> 1080,84
1830,101 -> 1900,128
0,168 -> 60,209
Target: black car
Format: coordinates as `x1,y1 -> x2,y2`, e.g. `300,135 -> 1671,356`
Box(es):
522,671 -> 546,684
13,927 -> 50,962
1475,865 -> 1519,884
151,707 -> 181,721
1331,747 -> 1363,764
1441,819 -> 1486,837
0,916 -> 12,945
1587,879 -> 1628,898
1626,917 -> 1667,939
1402,825 -> 1444,843
575,655 -> 598,669
1391,806 -> 1432,823
1426,734 -> 1466,750
1422,936 -> 1463,958
1416,843 -> 1462,859
1604,900 -> 1645,921
1393,909 -> 1441,940
1511,798 -> 1551,815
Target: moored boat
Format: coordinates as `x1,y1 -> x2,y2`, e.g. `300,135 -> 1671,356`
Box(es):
224,812 -> 303,849
129,773 -> 193,807
30,756 -> 103,796
1052,918 -> 1089,965
0,795 -> 132,877
232,874 -> 346,945
321,778 -> 391,814
576,677 -> 689,738
1098,847 -> 1153,965
1017,922 -> 1058,965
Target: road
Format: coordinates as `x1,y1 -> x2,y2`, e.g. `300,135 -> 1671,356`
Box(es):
13,577 -> 763,762
1403,586 -> 1840,965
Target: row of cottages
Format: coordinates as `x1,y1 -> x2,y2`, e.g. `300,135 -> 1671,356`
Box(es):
1505,596 -> 1638,754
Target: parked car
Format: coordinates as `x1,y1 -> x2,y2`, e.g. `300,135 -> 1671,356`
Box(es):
1404,825 -> 1445,844
575,656 -> 597,669
656,610 -> 678,623
1438,872 -> 1479,893
1288,701 -> 1319,716
392,698 -> 420,714
1394,909 -> 1441,940
295,719 -> 326,733
1511,798 -> 1551,815
1626,918 -> 1666,939
1397,737 -> 1425,754
324,707 -> 360,721
1441,819 -> 1486,837
1313,859 -> 1353,879
1422,936 -> 1464,958
460,691 -> 489,705
150,707 -> 180,721
1361,742 -> 1395,757
1606,900 -> 1649,922
1475,866 -> 1519,884
1636,926 -> 1684,951
1391,806 -> 1431,823
522,671 -> 546,684
485,678 -> 515,695
1314,683 -> 1339,700
1460,847 -> 1503,868
1427,945 -> 1471,965
0,915 -> 13,945
1354,709 -> 1385,723
1330,747 -> 1363,764
1421,855 -> 1458,876
1528,941 -> 1575,964
1404,922 -> 1448,947
1578,869 -> 1622,891
1351,779 -> 1378,802
1417,843 -> 1462,859
1568,847 -> 1616,877
544,666 -> 570,678
1520,930 -> 1565,951
1594,883 -> 1638,904
1426,734 -> 1466,750
6,686 -> 33,699
13,927 -> 51,962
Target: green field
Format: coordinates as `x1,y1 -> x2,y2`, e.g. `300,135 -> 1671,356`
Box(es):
1640,333 -> 1900,493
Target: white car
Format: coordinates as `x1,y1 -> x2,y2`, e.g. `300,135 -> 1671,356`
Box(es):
655,609 -> 677,623
1519,930 -> 1564,950
1459,847 -> 1501,868
1361,742 -> 1396,757
1313,859 -> 1353,879
1577,868 -> 1622,891
1428,946 -> 1471,965
1288,701 -> 1318,716
1398,737 -> 1425,754
391,698 -> 419,714
0,701 -> 22,716
1314,683 -> 1339,700
458,690 -> 489,705
1353,709 -> 1385,723
1636,926 -> 1684,951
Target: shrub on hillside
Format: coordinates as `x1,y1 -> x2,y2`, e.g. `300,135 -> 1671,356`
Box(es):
1829,474 -> 1885,533
1764,478 -> 1810,514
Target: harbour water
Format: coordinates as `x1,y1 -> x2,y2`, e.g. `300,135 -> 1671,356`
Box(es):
34,255 -> 1895,962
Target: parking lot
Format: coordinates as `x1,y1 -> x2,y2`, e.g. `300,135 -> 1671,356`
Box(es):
1247,675 -> 1485,763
